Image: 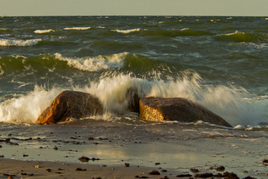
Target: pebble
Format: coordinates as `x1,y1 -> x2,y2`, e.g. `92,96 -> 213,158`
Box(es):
194,173 -> 213,178
149,170 -> 160,175
79,156 -> 90,162
76,167 -> 87,171
215,166 -> 225,172
176,174 -> 192,177
190,168 -> 199,173
262,159 -> 268,166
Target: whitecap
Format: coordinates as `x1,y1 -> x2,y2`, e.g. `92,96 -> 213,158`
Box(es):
113,28 -> 141,34
64,27 -> 91,30
0,38 -> 42,47
54,52 -> 128,72
34,29 -> 54,34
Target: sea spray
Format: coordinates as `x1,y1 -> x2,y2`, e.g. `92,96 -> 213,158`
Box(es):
0,86 -> 62,124
0,72 -> 267,127
55,52 -> 128,71
0,38 -> 42,47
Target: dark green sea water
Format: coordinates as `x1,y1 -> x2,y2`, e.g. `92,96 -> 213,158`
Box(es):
0,16 -> 267,127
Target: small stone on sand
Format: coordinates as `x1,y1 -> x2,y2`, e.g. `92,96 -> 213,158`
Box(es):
149,170 -> 160,175
79,156 -> 90,162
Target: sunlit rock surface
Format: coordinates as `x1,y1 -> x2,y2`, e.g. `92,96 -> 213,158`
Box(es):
139,97 -> 232,127
36,91 -> 103,124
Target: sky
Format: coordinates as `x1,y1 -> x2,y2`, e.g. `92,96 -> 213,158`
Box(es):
0,0 -> 268,16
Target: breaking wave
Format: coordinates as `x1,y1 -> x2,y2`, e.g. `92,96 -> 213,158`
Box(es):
0,38 -> 42,47
64,27 -> 91,30
0,72 -> 267,129
113,28 -> 141,34
34,29 -> 55,34
0,52 -> 128,75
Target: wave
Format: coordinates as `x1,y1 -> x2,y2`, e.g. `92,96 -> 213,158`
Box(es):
64,27 -> 91,30
142,28 -> 212,37
0,72 -> 267,128
0,52 -> 128,75
0,28 -> 9,32
54,52 -> 127,71
34,29 -> 55,34
215,31 -> 268,43
91,40 -> 145,51
113,28 -> 141,34
0,38 -> 42,47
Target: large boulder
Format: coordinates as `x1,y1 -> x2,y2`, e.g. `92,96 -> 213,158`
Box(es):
36,91 -> 103,124
139,97 -> 232,127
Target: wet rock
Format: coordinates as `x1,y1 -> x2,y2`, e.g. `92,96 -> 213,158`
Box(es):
149,170 -> 160,175
194,173 -> 213,178
79,156 -> 90,162
223,172 -> 239,179
216,166 -> 225,172
139,97 -> 232,127
190,168 -> 199,173
36,91 -> 103,124
176,174 -> 192,177
263,159 -> 268,166
126,87 -> 140,112
76,168 -> 87,171
88,137 -> 95,140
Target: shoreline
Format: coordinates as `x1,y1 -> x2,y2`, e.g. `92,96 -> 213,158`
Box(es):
0,121 -> 268,178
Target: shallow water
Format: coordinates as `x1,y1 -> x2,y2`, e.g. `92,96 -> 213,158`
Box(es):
0,120 -> 267,178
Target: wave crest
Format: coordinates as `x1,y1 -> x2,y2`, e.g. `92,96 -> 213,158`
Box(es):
64,27 -> 91,30
55,52 -> 128,71
216,31 -> 268,43
113,28 -> 141,34
0,38 -> 42,47
34,29 -> 54,34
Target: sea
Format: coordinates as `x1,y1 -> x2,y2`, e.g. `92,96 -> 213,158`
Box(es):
0,16 -> 267,129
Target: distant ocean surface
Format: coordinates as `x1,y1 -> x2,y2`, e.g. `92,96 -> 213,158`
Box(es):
0,16 -> 267,128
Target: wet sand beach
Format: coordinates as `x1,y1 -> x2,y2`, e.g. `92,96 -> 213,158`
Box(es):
0,120 -> 267,178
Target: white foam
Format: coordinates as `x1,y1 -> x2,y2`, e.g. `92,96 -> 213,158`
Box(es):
54,52 -> 127,71
0,38 -> 41,47
181,28 -> 190,31
0,72 -> 267,127
0,86 -> 61,124
218,30 -> 245,37
113,28 -> 141,34
34,29 -> 54,34
83,73 -> 268,127
64,27 -> 91,30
